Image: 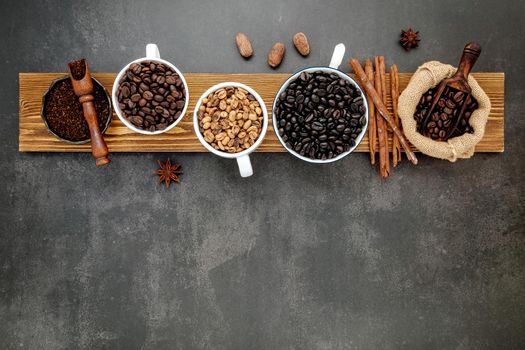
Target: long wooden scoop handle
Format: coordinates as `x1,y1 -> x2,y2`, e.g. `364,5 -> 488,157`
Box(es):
350,58 -> 418,165
455,42 -> 481,80
79,95 -> 110,166
68,59 -> 110,167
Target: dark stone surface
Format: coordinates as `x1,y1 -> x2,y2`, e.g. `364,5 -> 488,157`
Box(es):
1,0 -> 524,349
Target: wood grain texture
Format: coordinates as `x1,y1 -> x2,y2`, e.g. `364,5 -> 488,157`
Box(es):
19,72 -> 504,153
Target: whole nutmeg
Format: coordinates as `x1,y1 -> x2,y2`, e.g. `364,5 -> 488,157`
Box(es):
267,42 -> 285,68
293,32 -> 310,56
235,32 -> 253,58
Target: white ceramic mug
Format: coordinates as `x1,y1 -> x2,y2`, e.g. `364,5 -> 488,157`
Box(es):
193,82 -> 268,177
112,43 -> 189,135
272,44 -> 369,163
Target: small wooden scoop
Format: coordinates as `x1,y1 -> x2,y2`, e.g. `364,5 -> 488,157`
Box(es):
420,43 -> 482,140
68,59 -> 110,166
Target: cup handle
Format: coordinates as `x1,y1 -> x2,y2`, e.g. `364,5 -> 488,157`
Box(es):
328,43 -> 346,69
236,155 -> 253,177
146,43 -> 160,59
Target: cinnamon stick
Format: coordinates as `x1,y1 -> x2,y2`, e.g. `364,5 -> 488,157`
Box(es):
375,56 -> 390,178
390,64 -> 402,167
364,59 -> 376,165
349,58 -> 418,165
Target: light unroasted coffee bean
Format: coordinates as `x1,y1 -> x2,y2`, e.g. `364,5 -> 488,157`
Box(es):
198,87 -> 263,153
117,60 -> 186,132
274,70 -> 366,160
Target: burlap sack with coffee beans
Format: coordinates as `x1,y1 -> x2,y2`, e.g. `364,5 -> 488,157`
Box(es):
398,61 -> 491,162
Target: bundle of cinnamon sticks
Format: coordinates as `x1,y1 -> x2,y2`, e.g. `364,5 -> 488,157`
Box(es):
350,57 -> 410,178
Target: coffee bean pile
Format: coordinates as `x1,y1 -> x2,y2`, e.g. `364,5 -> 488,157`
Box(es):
198,87 -> 263,153
117,60 -> 186,132
274,71 -> 366,160
415,86 -> 478,141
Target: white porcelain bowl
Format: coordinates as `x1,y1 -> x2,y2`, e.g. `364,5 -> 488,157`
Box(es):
272,44 -> 369,163
193,82 -> 268,177
112,44 -> 189,135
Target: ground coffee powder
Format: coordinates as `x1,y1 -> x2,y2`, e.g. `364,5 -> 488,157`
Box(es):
43,78 -> 110,142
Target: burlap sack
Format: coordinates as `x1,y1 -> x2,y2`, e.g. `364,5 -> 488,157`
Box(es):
398,61 -> 491,161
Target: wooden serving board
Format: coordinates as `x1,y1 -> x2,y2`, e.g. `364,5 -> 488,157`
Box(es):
19,72 -> 504,152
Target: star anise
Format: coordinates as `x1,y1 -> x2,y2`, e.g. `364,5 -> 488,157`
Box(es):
155,159 -> 182,188
400,28 -> 420,51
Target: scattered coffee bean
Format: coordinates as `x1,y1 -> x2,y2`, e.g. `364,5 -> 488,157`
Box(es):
274,70 -> 366,160
198,86 -> 264,153
293,32 -> 310,56
268,42 -> 285,68
235,32 -> 253,58
117,60 -> 186,132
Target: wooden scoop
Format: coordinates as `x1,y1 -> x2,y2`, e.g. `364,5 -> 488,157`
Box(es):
67,59 -> 110,166
419,43 -> 482,140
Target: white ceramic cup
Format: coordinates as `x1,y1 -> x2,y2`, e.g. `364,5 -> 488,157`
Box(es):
193,82 -> 268,177
272,44 -> 369,163
112,43 -> 189,135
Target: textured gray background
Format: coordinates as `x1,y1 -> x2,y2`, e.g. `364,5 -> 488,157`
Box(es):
1,0 -> 524,349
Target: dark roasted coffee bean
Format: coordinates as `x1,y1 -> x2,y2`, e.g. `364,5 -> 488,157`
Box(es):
130,115 -> 143,126
131,63 -> 142,75
176,100 -> 185,110
121,86 -> 130,98
453,91 -> 464,102
311,121 -> 324,131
